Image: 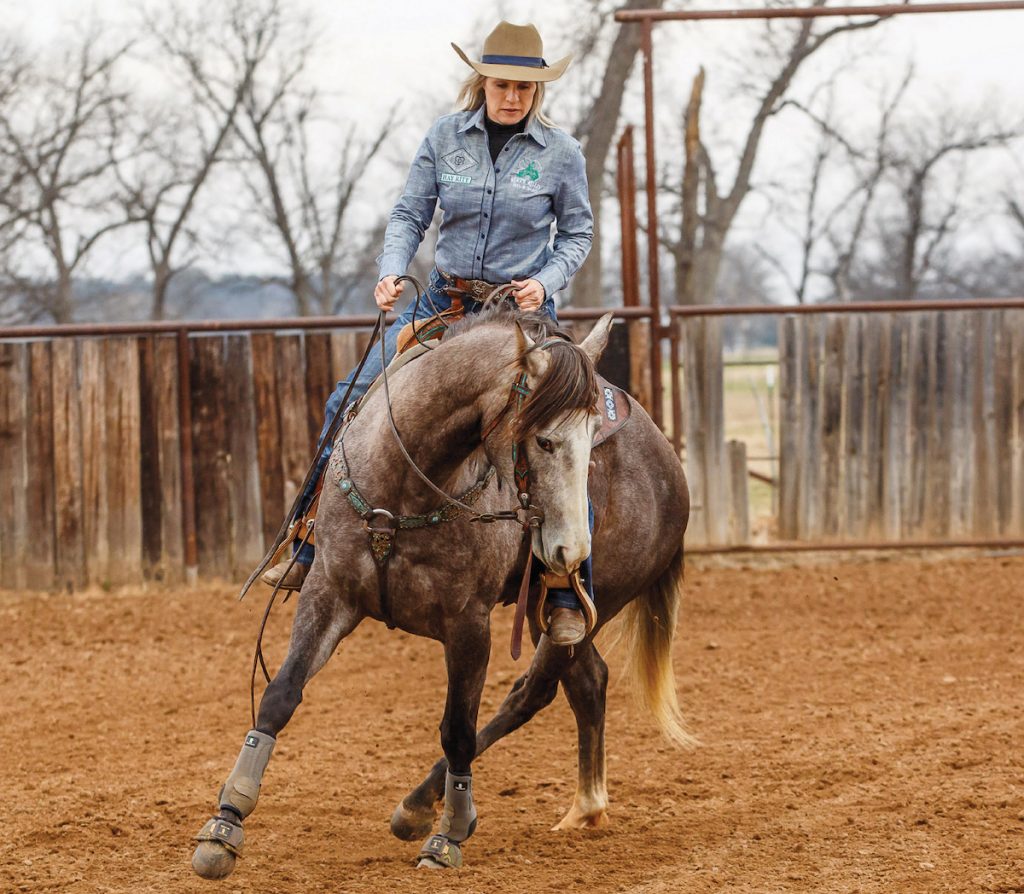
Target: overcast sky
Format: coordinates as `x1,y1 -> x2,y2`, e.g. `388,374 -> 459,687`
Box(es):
3,0 -> 1023,286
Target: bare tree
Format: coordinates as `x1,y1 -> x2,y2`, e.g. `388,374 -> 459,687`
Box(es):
561,0 -> 668,308
222,7 -> 395,316
886,113 -> 1021,298
760,66 -> 913,303
664,4 -> 898,306
0,29 -> 132,323
119,0 -> 281,320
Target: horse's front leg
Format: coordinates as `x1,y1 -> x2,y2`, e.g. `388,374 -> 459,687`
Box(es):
392,632 -> 570,841
416,609 -> 491,870
191,565 -> 362,880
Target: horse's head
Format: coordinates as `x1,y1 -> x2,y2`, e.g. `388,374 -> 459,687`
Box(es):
497,313 -> 613,574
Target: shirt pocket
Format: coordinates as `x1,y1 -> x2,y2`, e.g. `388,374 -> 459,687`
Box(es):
506,172 -> 555,232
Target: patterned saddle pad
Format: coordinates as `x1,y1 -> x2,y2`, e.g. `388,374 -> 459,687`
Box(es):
592,375 -> 632,448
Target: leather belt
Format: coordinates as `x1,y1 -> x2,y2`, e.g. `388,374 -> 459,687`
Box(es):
436,268 -> 499,303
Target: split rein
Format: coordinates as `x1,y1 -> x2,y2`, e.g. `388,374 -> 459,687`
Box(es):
244,276 -> 548,726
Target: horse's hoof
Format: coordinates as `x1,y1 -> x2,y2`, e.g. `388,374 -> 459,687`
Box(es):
416,856 -> 447,870
191,841 -> 237,880
552,807 -> 609,831
390,799 -> 436,841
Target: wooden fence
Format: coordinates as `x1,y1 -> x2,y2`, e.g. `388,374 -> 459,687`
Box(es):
0,329 -> 377,590
677,309 -> 1024,546
0,319 -> 638,590
3,307 -> 1023,589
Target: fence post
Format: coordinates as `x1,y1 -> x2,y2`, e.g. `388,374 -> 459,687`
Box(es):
177,328 -> 198,584
727,439 -> 750,546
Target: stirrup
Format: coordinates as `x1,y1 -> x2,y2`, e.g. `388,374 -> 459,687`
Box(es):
535,569 -> 598,639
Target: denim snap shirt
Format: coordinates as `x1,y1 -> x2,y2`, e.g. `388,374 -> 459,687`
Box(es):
377,106 -> 594,299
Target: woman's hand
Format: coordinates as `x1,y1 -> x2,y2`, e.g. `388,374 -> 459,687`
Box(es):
510,278 -> 545,313
374,275 -> 405,312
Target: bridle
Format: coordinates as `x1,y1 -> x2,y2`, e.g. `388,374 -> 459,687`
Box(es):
360,281 -> 565,659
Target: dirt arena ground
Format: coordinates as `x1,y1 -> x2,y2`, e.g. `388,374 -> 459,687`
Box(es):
1,553 -> 1022,894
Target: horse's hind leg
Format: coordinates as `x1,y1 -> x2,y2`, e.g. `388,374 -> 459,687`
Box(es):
191,566 -> 361,880
392,635 -> 570,841
552,641 -> 610,830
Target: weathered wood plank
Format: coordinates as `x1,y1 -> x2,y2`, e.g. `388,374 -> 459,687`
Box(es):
905,314 -> 930,538
51,339 -> 85,590
682,318 -> 707,545
778,316 -> 800,541
882,315 -> 908,539
1011,310 -> 1024,536
304,332 -> 332,447
821,316 -> 844,539
702,318 -> 727,545
628,319 -> 653,413
191,335 -> 231,577
925,313 -> 951,538
992,311 -> 1014,535
276,334 -> 311,515
138,336 -> 163,574
0,342 -> 29,589
862,315 -> 888,538
842,315 -> 866,539
971,312 -> 997,538
224,335 -> 264,578
329,331 -> 360,389
726,439 -> 749,546
798,316 -> 824,540
948,313 -> 975,537
26,342 -> 56,589
80,339 -> 109,584
251,332 -> 284,548
104,337 -> 143,584
154,335 -> 184,579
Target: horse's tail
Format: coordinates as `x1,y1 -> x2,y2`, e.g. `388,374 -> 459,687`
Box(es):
619,543 -> 697,748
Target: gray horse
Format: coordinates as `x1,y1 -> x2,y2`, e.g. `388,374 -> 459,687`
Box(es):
192,308 -> 691,876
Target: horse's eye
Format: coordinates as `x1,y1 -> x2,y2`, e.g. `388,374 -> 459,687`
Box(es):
535,436 -> 554,453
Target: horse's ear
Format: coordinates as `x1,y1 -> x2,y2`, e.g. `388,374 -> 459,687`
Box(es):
514,320 -> 535,359
579,313 -> 614,365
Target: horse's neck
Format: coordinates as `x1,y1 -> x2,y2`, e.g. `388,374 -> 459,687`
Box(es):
346,333 -> 510,512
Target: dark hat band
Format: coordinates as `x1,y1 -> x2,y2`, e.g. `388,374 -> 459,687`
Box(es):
481,54 -> 548,68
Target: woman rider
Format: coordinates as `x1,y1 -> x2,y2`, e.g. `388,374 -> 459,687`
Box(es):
261,21 -> 595,645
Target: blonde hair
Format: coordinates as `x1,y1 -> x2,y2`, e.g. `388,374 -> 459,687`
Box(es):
456,73 -> 556,128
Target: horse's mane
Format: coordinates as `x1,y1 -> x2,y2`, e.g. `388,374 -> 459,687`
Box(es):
443,305 -> 598,438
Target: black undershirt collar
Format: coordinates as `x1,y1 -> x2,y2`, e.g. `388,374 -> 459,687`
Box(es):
484,114 -> 526,165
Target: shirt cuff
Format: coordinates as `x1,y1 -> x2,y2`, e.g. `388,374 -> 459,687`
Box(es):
377,253 -> 410,281
532,268 -> 563,301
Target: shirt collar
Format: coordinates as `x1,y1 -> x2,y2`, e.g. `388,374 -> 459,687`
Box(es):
457,106 -> 548,148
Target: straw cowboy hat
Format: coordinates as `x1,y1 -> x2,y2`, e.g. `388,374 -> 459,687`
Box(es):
452,21 -> 572,83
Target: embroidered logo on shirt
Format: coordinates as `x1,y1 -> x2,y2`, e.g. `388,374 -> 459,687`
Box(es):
514,160 -> 540,181
441,148 -> 479,174
440,172 -> 472,185
510,158 -> 542,192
